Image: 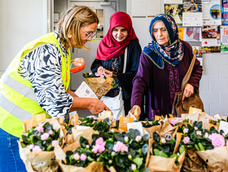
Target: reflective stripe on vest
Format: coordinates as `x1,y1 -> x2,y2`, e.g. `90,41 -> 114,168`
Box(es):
1,72 -> 37,102
0,91 -> 32,120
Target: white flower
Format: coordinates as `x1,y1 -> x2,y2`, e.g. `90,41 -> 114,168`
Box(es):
135,135 -> 142,142
131,164 -> 137,171
124,136 -> 129,143
161,137 -> 166,144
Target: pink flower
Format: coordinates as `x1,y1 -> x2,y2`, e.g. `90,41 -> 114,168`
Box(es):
205,132 -> 209,138
32,145 -> 42,152
52,140 -> 58,147
135,136 -> 142,142
48,130 -> 53,135
80,154 -> 87,161
92,137 -> 106,153
170,119 -> 179,126
95,72 -> 104,77
183,128 -> 189,133
183,136 -> 190,144
73,153 -> 80,160
196,131 -> 202,135
41,133 -> 49,140
87,115 -> 95,119
194,127 -> 198,130
131,164 -> 137,170
161,137 -> 166,144
36,126 -> 44,133
113,141 -> 128,153
86,145 -> 90,148
95,137 -> 105,146
208,133 -> 225,148
214,117 -> 218,121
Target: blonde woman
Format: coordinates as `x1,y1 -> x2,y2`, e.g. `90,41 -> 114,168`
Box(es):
0,5 -> 109,171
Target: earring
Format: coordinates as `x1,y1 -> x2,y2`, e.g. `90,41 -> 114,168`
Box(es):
68,34 -> 72,38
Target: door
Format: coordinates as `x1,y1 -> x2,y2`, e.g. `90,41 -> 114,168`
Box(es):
68,1 -> 116,90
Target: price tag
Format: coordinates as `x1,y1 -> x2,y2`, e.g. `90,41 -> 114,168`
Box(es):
105,111 -> 112,117
32,113 -> 46,127
189,106 -> 202,114
155,115 -> 161,121
219,121 -> 228,134
119,117 -> 134,132
106,77 -> 114,84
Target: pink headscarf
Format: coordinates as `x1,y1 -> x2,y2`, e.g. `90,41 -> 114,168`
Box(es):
96,12 -> 138,61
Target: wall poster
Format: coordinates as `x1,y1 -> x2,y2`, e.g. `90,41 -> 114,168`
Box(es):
202,0 -> 221,25
220,26 -> 228,53
164,4 -> 183,25
222,0 -> 228,25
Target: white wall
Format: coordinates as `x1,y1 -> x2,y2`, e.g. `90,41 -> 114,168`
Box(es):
200,54 -> 228,116
0,0 -> 47,77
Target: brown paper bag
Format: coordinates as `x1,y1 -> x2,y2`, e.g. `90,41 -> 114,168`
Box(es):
19,118 -> 64,172
159,120 -> 177,139
181,111 -> 200,125
196,144 -> 228,172
144,125 -> 161,138
173,151 -> 186,172
148,155 -> 176,172
85,76 -> 113,99
72,127 -> 95,145
182,150 -> 207,171
54,143 -> 102,172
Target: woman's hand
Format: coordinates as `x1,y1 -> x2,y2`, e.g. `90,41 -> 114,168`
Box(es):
97,66 -> 105,73
182,83 -> 194,100
104,69 -> 113,77
88,99 -> 110,115
129,105 -> 141,118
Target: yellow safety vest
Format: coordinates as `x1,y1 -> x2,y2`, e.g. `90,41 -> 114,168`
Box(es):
0,32 -> 71,138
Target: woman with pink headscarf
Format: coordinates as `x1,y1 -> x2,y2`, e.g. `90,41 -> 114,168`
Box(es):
91,12 -> 141,119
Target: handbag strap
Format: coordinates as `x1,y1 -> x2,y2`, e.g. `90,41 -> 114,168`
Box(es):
122,47 -> 128,73
180,55 -> 196,91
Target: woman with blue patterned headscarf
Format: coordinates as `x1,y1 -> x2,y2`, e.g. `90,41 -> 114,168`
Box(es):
129,14 -> 203,120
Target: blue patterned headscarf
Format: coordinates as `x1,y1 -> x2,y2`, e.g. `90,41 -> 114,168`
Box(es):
143,14 -> 184,69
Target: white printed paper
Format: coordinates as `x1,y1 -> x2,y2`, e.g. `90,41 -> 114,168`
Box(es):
75,81 -> 98,99
183,12 -> 203,26
219,121 -> 228,134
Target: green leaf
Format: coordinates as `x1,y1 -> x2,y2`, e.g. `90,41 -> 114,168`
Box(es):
114,132 -> 123,142
92,134 -> 99,142
158,151 -> 168,158
198,121 -> 203,129
139,168 -> 149,172
153,148 -> 160,156
133,157 -> 143,166
29,135 -> 39,144
179,145 -> 185,154
80,136 -> 89,148
143,134 -> 150,141
153,132 -> 160,142
141,144 -> 149,156
22,135 -> 29,144
43,122 -> 53,133
106,141 -> 114,150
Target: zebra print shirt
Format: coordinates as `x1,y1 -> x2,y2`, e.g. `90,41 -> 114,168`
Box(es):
19,31 -> 73,117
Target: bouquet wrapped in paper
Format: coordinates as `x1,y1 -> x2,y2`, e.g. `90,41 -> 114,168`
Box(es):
148,132 -> 185,172
19,118 -> 64,172
83,72 -> 117,99
54,139 -> 103,172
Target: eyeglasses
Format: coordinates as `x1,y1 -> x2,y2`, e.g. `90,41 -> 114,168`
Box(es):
81,28 -> 96,40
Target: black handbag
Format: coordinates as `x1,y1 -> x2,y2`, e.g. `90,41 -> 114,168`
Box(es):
172,55 -> 204,117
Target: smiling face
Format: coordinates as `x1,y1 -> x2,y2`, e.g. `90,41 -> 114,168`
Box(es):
112,26 -> 128,42
79,22 -> 98,44
152,21 -> 169,46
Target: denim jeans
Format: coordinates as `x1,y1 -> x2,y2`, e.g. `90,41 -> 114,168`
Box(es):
0,128 -> 27,172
